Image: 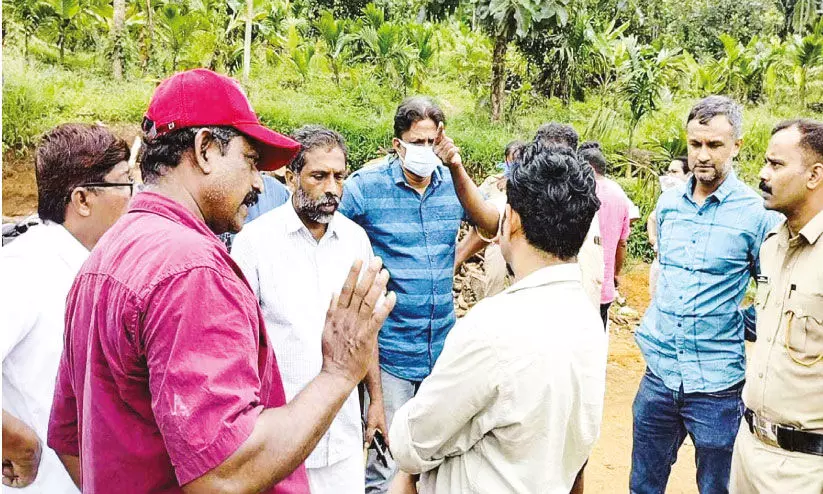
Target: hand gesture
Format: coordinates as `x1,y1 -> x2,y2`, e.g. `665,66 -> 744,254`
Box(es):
321,258 -> 396,385
433,122 -> 462,168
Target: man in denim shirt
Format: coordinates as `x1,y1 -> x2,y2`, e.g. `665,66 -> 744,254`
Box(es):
631,96 -> 781,494
339,96 -> 500,493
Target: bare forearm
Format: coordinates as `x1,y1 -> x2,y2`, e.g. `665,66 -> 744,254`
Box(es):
615,240 -> 628,278
647,212 -> 657,248
58,454 -> 82,489
183,371 -> 354,493
448,165 -> 499,234
455,229 -> 489,271
364,346 -> 383,405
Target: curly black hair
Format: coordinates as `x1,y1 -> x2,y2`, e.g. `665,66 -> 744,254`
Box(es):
534,122 -> 579,150
507,143 -> 601,260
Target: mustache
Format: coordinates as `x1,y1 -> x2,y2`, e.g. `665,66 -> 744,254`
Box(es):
759,180 -> 772,194
319,194 -> 340,207
242,190 -> 260,207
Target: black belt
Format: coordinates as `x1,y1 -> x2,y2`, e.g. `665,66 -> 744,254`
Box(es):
744,408 -> 823,457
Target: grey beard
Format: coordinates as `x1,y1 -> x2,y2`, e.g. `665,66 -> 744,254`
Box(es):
294,186 -> 337,224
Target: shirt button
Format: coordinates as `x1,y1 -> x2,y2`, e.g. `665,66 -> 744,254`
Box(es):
698,212 -> 703,216
758,372 -> 764,378
766,336 -> 772,342
677,323 -> 682,327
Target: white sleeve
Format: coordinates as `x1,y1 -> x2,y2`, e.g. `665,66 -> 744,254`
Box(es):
0,256 -> 37,361
230,228 -> 261,300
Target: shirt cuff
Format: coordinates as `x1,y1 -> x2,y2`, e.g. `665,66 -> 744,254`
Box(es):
175,404 -> 263,486
388,402 -> 443,475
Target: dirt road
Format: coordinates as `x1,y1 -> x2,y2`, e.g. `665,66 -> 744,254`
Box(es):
586,262 -> 697,494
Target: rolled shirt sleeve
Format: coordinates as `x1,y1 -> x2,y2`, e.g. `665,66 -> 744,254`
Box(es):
48,347 -> 80,456
389,320 -> 500,474
141,267 -> 266,486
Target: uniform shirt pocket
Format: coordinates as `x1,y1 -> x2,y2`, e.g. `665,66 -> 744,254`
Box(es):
783,292 -> 823,361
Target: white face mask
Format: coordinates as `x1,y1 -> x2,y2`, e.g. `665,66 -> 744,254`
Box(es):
659,175 -> 685,192
398,140 -> 442,177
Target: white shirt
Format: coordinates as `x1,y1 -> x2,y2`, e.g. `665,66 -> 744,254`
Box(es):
1,222 -> 85,494
389,264 -> 608,493
231,202 -> 373,468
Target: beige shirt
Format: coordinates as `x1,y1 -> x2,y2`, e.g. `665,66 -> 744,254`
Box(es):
389,264 -> 608,493
742,209 -> 823,431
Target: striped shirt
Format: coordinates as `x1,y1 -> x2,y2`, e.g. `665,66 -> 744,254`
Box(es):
636,172 -> 782,393
339,156 -> 465,382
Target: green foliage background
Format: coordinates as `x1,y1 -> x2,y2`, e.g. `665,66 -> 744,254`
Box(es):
3,0 -> 823,258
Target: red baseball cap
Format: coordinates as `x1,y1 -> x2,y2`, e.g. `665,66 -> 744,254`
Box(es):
143,69 -> 300,171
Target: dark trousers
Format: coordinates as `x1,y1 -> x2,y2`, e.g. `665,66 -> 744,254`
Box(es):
630,369 -> 744,494
599,302 -> 611,329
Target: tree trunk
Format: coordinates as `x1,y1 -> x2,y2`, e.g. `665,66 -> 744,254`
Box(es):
242,0 -> 252,82
626,125 -> 635,178
490,33 -> 508,123
799,67 -> 807,108
112,0 -> 126,80
59,29 -> 66,65
142,0 -> 153,75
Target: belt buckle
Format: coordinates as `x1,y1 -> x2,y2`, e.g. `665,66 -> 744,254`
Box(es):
753,414 -> 779,446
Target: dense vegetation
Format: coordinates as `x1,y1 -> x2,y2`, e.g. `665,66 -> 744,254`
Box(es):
3,0 -> 823,258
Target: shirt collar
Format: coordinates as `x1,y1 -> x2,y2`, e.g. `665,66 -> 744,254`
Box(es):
129,191 -> 220,242
389,155 -> 443,188
44,221 -> 90,270
283,196 -> 339,239
799,209 -> 823,245
504,263 -> 582,295
684,169 -> 738,204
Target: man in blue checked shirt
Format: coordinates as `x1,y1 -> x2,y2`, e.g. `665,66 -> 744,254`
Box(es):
338,96 -> 500,493
631,96 -> 782,494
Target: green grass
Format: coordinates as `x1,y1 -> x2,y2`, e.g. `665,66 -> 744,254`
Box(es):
4,54 -> 820,259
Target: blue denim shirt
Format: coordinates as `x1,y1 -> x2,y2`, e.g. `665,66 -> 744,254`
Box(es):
636,172 -> 782,393
338,156 -> 465,381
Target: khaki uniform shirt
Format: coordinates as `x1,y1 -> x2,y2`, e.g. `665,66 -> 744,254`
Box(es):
733,210 -> 823,494
743,209 -> 823,431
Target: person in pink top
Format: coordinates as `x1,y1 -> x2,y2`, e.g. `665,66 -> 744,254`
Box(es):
47,69 -> 396,493
578,142 -> 630,328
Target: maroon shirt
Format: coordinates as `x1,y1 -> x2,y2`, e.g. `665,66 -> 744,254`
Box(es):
48,192 -> 310,493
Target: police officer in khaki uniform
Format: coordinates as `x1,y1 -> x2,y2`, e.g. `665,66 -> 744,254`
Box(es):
731,119 -> 823,493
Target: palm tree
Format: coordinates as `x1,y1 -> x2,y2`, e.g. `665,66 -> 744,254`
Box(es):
315,10 -> 350,86
44,0 -> 82,64
474,0 -> 569,122
619,38 -> 685,177
789,26 -> 823,107
357,21 -> 409,91
111,0 -> 125,78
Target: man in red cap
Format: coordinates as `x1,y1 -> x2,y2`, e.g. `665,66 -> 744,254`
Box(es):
47,68 -> 396,493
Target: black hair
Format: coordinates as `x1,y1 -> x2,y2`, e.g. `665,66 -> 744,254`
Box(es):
140,126 -> 241,183
36,123 -> 130,223
393,96 -> 446,139
577,142 -> 608,176
507,143 -> 601,260
672,156 -> 689,174
504,140 -> 526,160
687,95 -> 743,139
288,124 -> 348,174
534,123 -> 579,150
772,118 -> 823,165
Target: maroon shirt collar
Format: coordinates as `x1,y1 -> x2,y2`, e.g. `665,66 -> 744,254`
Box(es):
129,191 -> 221,243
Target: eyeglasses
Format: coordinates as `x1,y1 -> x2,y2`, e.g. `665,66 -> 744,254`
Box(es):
77,181 -> 135,195
66,180 -> 136,203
